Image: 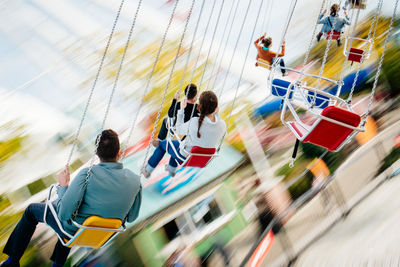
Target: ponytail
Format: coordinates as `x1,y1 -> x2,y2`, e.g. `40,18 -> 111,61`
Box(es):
197,114 -> 205,138
196,91 -> 218,138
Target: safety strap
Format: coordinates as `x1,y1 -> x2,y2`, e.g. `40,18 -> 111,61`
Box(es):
328,17 -> 333,28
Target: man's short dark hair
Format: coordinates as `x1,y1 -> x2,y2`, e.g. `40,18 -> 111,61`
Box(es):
184,84 -> 197,100
96,129 -> 120,161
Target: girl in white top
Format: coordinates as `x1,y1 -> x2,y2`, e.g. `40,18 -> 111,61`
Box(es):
142,91 -> 226,178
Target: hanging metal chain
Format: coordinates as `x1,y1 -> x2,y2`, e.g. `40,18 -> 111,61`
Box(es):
334,5 -> 356,98
141,0 -> 195,171
121,0 -> 180,158
187,0 -> 218,85
219,0 -> 266,150
205,0 -> 237,91
365,0 -> 399,120
176,0 -> 206,99
198,0 -> 227,88
168,0 -> 206,132
72,0 -> 144,219
347,0 -> 384,103
296,0 -> 328,84
218,0 -> 254,99
211,0 -> 241,93
340,6 -> 362,101
312,0 -> 344,106
263,0 -> 274,34
67,0 -> 125,165
274,0 -> 298,68
183,0 -> 220,137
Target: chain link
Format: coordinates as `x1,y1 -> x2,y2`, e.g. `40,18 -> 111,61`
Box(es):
122,0 -> 180,158
72,0 -> 143,218
141,0 -> 196,171
212,0 -> 241,94
187,0 -> 217,85
296,0 -> 328,83
347,0 -> 383,103
198,0 -> 226,88
313,0 -> 344,107
67,0 -> 125,165
221,0 -> 266,150
365,0 -> 399,120
218,0 -> 254,99
176,0 -> 206,100
204,0 -> 237,91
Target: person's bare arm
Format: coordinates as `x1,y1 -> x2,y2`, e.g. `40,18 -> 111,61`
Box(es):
277,40 -> 286,57
254,33 -> 266,47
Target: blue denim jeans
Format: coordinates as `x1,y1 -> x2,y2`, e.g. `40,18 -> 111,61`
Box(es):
3,203 -> 71,266
146,140 -> 185,173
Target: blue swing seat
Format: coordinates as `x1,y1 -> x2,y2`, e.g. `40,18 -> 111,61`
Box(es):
271,79 -> 293,99
307,91 -> 330,109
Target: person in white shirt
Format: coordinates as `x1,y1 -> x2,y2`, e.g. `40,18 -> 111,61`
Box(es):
142,91 -> 226,177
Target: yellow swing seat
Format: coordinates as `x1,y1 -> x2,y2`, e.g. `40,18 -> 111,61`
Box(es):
44,184 -> 126,249
257,58 -> 271,70
65,216 -> 123,248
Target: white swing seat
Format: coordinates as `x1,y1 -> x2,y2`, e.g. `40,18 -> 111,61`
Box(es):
44,184 -> 125,248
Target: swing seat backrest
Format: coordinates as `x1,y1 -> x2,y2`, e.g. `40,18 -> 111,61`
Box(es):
303,106 -> 361,151
326,31 -> 341,40
307,91 -> 330,109
257,58 -> 271,69
183,146 -> 216,168
272,79 -> 293,99
348,48 -> 364,63
66,216 -> 122,248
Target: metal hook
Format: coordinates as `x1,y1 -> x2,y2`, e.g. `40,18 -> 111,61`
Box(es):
289,158 -> 295,168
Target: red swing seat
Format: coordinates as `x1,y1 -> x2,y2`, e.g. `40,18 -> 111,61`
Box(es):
289,106 -> 361,151
182,146 -> 216,168
326,30 -> 341,40
348,47 -> 364,63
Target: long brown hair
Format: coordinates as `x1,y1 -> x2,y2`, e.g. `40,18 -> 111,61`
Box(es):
197,91 -> 218,138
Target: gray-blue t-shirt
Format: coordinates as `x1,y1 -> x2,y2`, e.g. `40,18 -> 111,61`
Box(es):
56,162 -> 142,235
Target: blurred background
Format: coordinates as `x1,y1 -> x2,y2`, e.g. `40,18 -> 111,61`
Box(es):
0,0 -> 399,266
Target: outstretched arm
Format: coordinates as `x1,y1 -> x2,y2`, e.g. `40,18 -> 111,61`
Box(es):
343,10 -> 350,25
168,91 -> 181,118
277,40 -> 286,57
254,33 -> 266,47
317,9 -> 327,24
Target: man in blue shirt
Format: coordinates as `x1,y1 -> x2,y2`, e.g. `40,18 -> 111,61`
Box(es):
1,129 -> 142,267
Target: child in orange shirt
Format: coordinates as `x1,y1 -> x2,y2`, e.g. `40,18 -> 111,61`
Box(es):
254,34 -> 287,76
